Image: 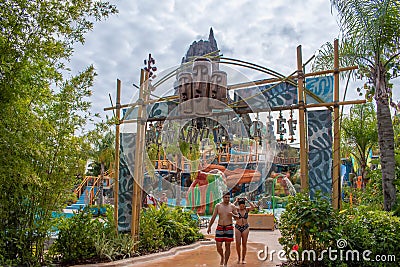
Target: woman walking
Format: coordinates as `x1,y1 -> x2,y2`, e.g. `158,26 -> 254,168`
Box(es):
233,197 -> 256,264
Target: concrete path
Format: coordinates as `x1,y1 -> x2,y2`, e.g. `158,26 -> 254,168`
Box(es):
75,223 -> 284,267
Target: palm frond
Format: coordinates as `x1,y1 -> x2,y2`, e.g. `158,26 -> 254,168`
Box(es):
330,0 -> 400,64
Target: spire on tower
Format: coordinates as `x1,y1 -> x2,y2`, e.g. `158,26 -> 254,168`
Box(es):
208,27 -> 217,51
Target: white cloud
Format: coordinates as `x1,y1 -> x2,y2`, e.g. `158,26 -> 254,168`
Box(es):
67,0 -> 388,125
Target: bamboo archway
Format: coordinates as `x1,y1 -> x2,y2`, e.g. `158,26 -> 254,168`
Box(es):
105,40 -> 364,242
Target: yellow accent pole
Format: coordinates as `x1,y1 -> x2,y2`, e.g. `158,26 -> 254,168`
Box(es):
131,69 -> 148,244
297,45 -> 308,191
333,39 -> 341,209
113,79 -> 121,232
349,193 -> 353,208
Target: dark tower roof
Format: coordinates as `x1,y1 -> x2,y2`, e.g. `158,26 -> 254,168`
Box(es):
181,27 -> 219,63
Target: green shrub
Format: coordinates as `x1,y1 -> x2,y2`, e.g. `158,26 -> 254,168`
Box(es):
95,232 -> 137,261
279,192 -> 341,266
339,207 -> 400,266
279,192 -> 400,267
342,167 -> 384,211
139,205 -> 203,253
47,205 -> 130,264
250,207 -> 267,214
47,207 -> 103,263
138,206 -> 165,252
91,205 -> 137,261
47,205 -> 203,263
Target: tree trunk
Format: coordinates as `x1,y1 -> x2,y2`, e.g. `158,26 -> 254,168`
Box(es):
375,65 -> 396,211
360,161 -> 367,187
176,169 -> 182,206
99,162 -> 104,207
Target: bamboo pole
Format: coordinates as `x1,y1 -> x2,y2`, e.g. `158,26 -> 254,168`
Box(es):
304,99 -> 365,109
131,69 -> 147,243
332,39 -> 341,209
113,79 -> 121,232
297,45 -> 308,191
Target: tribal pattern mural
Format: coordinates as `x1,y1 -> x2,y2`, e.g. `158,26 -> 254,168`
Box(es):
307,110 -> 332,199
305,76 -> 334,104
234,82 -> 297,110
118,133 -> 136,232
233,76 -> 334,110
123,101 -> 177,121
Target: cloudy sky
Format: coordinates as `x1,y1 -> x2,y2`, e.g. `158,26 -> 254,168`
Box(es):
68,0 -> 398,125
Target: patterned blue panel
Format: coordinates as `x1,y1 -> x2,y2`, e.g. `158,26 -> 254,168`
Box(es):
122,101 -> 177,120
234,82 -> 297,109
148,102 -> 176,118
118,133 -> 136,232
305,76 -> 333,104
307,110 -> 332,199
122,107 -> 138,120
260,82 -> 298,107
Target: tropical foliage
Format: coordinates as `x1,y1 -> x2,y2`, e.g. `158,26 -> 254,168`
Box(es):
279,193 -> 400,266
139,205 -> 204,252
279,192 -> 341,266
47,205 -> 203,264
87,123 -> 115,205
0,0 -> 117,265
338,207 -> 400,267
341,103 -> 378,180
313,0 -> 400,211
87,123 -> 115,177
48,206 -> 136,264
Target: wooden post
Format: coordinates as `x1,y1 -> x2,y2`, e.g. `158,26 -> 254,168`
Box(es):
332,39 -> 341,209
113,79 -> 121,232
131,69 -> 148,242
297,45 -> 308,191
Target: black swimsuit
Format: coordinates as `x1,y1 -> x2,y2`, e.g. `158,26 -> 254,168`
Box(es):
235,210 -> 249,232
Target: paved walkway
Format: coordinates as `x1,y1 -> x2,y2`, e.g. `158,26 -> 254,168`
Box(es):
76,223 -> 284,267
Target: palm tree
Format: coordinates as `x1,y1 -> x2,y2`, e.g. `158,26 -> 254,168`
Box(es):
341,103 -> 378,182
394,114 -> 400,188
89,128 -> 115,206
313,0 -> 400,211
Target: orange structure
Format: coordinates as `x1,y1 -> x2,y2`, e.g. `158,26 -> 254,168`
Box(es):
203,164 -> 261,187
356,176 -> 362,189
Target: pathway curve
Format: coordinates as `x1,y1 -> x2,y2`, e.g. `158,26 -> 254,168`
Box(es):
75,223 -> 284,267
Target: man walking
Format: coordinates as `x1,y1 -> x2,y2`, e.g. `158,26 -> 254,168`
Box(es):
207,191 -> 237,266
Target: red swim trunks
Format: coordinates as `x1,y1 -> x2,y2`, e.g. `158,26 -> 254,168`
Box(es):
215,224 -> 234,242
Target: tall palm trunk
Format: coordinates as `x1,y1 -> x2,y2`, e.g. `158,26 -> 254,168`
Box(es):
375,63 -> 396,211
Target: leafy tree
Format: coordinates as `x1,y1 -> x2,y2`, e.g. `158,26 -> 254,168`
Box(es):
313,0 -> 400,211
341,103 -> 378,181
87,123 -> 115,205
0,0 -> 117,265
